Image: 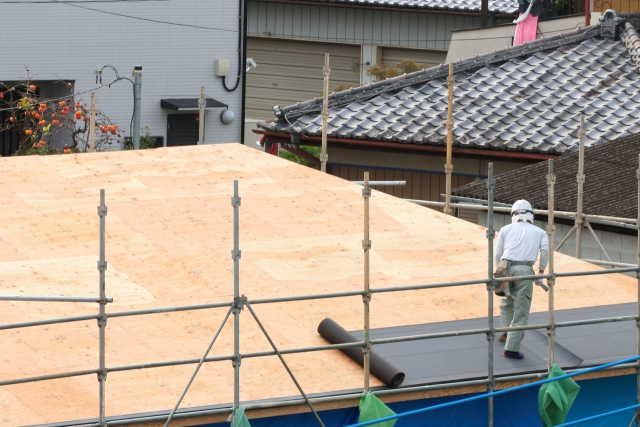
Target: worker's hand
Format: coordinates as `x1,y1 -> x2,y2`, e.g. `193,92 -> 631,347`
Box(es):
535,278 -> 544,287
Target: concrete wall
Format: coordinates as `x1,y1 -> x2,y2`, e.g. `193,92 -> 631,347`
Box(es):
248,1 -> 484,51
445,15 -> 591,63
1,1 -> 243,147
479,212 -> 638,275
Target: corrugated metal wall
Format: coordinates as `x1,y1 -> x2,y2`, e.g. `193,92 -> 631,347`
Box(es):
246,38 -> 361,120
327,163 -> 480,222
381,47 -> 448,68
248,1 -> 482,50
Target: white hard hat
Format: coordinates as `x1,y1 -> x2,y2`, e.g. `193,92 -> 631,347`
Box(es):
511,200 -> 532,214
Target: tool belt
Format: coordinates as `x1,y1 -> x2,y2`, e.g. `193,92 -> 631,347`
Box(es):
493,260 -> 535,296
494,260 -> 511,297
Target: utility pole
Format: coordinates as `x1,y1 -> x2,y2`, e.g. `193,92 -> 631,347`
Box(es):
132,66 -> 142,150
198,86 -> 205,145
576,115 -> 586,259
321,54 -> 330,173
89,92 -> 96,153
444,63 -> 454,216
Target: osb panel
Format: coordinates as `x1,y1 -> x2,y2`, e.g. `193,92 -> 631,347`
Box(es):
0,144 -> 636,426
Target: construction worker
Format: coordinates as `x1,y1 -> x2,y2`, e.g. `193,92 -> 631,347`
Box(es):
495,200 -> 548,359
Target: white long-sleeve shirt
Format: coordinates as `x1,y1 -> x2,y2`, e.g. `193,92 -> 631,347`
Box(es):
495,221 -> 548,270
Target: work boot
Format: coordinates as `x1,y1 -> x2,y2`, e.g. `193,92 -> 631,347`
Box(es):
498,333 -> 507,343
503,350 -> 524,359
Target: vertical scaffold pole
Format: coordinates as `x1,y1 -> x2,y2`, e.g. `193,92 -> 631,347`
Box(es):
486,163 -> 495,427
575,116 -> 586,259
362,172 -> 372,392
636,154 -> 640,426
231,180 -> 242,410
320,54 -> 330,173
97,190 -> 108,427
547,160 -> 556,372
444,63 -> 454,216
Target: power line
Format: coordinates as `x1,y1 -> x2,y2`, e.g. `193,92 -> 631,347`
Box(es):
0,0 -> 165,3
53,0 -> 242,33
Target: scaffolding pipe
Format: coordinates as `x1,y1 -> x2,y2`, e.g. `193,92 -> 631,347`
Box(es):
320,54 -> 330,173
231,180 -> 242,410
406,200 -> 638,225
547,160 -> 556,371
486,163 -> 495,427
576,116 -> 586,259
584,220 -> 612,262
163,306 -> 233,427
246,303 -> 326,427
67,362 -> 640,427
351,180 -> 406,186
556,225 -> 577,252
362,172 -> 372,392
0,296 -> 112,303
0,314 -> 100,331
97,190 -> 108,427
582,259 -> 637,268
444,63 -> 454,216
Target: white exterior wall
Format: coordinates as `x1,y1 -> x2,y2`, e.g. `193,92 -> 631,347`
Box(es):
446,15 -> 589,63
1,1 -> 242,146
248,1 -> 482,51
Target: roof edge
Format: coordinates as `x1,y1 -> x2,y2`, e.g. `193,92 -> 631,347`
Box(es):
275,24 -> 600,123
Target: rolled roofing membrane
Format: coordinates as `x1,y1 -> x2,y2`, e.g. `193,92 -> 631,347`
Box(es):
318,318 -> 406,388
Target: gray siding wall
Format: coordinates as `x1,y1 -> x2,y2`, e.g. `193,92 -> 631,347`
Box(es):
1,1 -> 242,146
248,1 -> 482,50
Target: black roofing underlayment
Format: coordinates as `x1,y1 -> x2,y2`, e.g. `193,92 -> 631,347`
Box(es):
350,303 -> 635,387
258,11 -> 640,155
452,132 -> 640,218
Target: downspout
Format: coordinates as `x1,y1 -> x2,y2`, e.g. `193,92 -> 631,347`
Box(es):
240,0 -> 248,144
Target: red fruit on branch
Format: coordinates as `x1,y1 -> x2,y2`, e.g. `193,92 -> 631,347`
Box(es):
25,129 -> 33,136
0,93 -> 4,99
51,119 -> 59,125
63,147 -> 71,154
75,111 -> 82,119
61,109 -> 68,115
75,102 -> 82,108
39,140 -> 46,146
9,117 -> 15,123
33,113 -> 41,120
39,120 -> 46,127
33,143 -> 40,149
29,84 -> 36,91
58,101 -> 66,107
51,113 -> 58,119
100,126 -> 107,133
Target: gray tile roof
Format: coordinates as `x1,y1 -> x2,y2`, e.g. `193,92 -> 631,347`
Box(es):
258,11 -> 640,156
295,0 -> 518,15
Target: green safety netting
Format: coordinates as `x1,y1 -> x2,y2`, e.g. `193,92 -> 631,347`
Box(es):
538,364 -> 581,427
358,392 -> 397,427
231,406 -> 252,427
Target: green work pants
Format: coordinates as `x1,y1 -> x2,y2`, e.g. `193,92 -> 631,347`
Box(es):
500,264 -> 534,352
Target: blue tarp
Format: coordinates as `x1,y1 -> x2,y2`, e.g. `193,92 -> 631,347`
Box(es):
194,374 -> 636,427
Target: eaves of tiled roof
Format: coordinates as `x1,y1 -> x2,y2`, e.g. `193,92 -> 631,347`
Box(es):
258,11 -> 640,156
281,0 -> 518,15
452,131 -> 640,218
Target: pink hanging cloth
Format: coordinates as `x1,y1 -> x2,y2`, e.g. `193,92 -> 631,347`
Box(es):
513,13 -> 539,45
